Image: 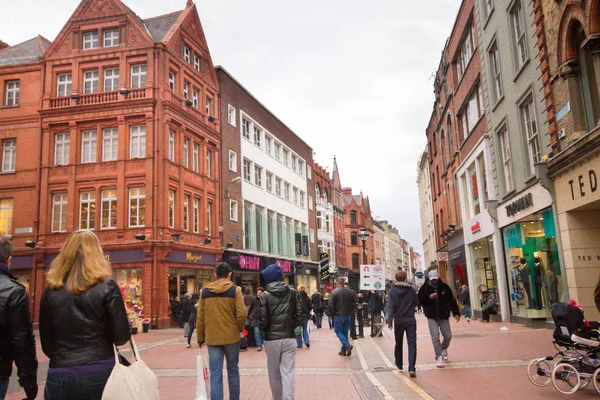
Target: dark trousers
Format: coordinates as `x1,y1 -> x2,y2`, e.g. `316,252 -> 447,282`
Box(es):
187,320 -> 196,345
394,321 -> 417,372
350,312 -> 357,339
44,369 -> 113,400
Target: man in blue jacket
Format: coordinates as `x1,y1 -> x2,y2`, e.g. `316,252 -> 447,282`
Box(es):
387,270 -> 418,376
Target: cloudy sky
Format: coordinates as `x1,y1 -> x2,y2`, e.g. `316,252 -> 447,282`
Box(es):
2,0 -> 460,257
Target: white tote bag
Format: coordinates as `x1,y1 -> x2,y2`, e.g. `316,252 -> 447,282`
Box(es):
195,350 -> 211,400
102,338 -> 159,400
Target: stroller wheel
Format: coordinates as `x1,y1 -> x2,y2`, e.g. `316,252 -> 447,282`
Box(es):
552,363 -> 580,395
527,358 -> 552,387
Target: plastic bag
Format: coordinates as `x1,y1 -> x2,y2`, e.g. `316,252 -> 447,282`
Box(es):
196,351 -> 211,400
309,320 -> 316,332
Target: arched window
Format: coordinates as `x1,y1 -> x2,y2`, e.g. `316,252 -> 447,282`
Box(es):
323,189 -> 328,202
575,26 -> 600,131
315,184 -> 320,198
351,232 -> 358,246
352,253 -> 359,269
441,129 -> 447,166
350,211 -> 357,225
447,115 -> 454,156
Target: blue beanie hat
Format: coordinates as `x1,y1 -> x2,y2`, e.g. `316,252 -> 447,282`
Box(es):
263,264 -> 284,285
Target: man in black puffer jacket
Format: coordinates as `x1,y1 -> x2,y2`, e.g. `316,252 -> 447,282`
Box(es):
0,237 -> 38,400
259,264 -> 304,400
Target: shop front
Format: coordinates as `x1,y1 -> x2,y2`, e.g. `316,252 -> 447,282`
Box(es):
223,250 -> 299,293
448,234 -> 466,296
498,183 -> 564,322
166,250 -> 217,300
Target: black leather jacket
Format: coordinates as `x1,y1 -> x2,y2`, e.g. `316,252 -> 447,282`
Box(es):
259,282 -> 304,340
40,277 -> 130,368
328,287 -> 357,317
0,266 -> 37,389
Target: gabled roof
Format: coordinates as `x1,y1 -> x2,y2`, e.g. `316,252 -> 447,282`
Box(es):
144,11 -> 183,42
0,36 -> 50,66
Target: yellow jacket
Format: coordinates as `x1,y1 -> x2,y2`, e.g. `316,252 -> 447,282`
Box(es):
196,279 -> 246,346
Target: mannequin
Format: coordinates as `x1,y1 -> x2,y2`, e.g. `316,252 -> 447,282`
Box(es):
129,280 -> 139,299
534,257 -> 544,310
547,267 -> 559,305
520,258 -> 535,308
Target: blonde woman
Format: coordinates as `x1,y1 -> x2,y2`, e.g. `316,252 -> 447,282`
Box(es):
40,230 -> 130,400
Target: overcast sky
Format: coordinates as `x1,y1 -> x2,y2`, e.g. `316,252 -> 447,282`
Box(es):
2,0 -> 460,258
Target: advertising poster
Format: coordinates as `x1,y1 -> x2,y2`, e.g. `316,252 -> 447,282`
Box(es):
360,264 -> 385,290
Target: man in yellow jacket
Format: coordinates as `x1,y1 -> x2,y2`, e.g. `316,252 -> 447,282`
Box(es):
197,262 -> 246,400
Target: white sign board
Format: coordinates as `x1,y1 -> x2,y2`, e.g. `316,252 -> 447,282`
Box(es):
360,264 -> 385,291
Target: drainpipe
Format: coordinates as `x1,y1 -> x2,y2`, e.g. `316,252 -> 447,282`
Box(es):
151,47 -> 160,328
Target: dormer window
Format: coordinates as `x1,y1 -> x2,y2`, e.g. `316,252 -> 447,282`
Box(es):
83,32 -> 98,50
104,29 -> 119,47
183,46 -> 191,63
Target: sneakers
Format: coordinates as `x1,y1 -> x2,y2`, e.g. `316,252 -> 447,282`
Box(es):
257,346 -> 262,352
409,370 -> 417,377
442,349 -> 449,362
436,356 -> 444,368
306,343 -> 310,348
346,344 -> 354,357
186,344 -> 191,348
338,350 -> 346,356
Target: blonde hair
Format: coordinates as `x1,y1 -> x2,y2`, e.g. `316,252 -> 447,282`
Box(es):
46,230 -> 112,295
298,285 -> 307,293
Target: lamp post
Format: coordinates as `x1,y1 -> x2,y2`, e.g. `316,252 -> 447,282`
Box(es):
358,227 -> 369,265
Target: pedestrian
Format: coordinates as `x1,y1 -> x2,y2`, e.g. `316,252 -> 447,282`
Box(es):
258,264 -> 304,400
329,279 -> 357,356
182,293 -> 191,337
0,236 -> 38,400
311,291 -> 324,328
369,290 -> 384,337
197,262 -> 246,400
243,287 -> 253,316
459,284 -> 472,322
417,270 -> 460,368
247,287 -> 265,351
323,292 -> 333,329
40,230 -> 130,399
481,291 -> 498,323
296,285 -> 312,348
186,292 -> 200,348
387,270 -> 418,377
171,296 -> 183,328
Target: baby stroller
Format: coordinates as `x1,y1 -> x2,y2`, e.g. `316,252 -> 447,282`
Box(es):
549,302 -> 600,394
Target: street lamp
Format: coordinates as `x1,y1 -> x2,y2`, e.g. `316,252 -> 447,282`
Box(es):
225,176 -> 242,197
358,227 -> 369,265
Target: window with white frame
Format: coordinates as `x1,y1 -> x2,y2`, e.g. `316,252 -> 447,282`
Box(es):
183,46 -> 191,63
193,143 -> 199,172
131,65 -> 146,89
83,70 -> 99,94
205,96 -> 212,115
498,126 -> 513,193
183,138 -> 189,168
300,191 -> 305,208
103,29 -> 119,47
207,201 -> 212,235
54,132 -> 70,166
310,228 -> 315,243
254,164 -> 262,187
308,195 -> 313,210
183,82 -> 189,100
284,182 -> 290,201
192,89 -> 198,108
104,68 -> 119,92
129,125 -> 146,159
489,42 -> 503,103
81,130 -> 97,163
230,199 -> 238,222
326,214 -> 332,233
168,190 -> 175,229
456,26 -> 474,82
193,197 -> 200,233
274,142 -> 281,161
168,130 -> 175,162
52,193 -> 68,232
184,194 -> 190,231
293,187 -> 299,205
265,136 -> 272,155
206,149 -> 212,178
79,191 -> 96,230
275,177 -> 282,197
83,31 -> 98,50
228,150 -> 237,172
483,0 -> 494,19
464,85 -> 484,134
307,165 -> 312,179
298,160 -> 304,177
128,187 -> 145,227
56,73 -> 72,97
194,55 -> 200,71
0,199 -> 12,236
292,155 -> 297,173
101,189 -> 117,229
511,0 -> 528,69
242,118 -> 250,140
2,139 -> 16,173
283,149 -> 289,167
243,159 -> 251,182
228,105 -> 236,126
5,81 -> 19,106
317,210 -> 323,230
102,128 -> 118,161
266,172 -> 273,192
521,96 -> 541,173
253,126 -> 261,148
169,71 -> 175,92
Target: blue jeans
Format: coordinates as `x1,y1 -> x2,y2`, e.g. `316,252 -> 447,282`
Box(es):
328,315 -> 334,328
296,319 -> 310,348
0,379 -> 8,400
44,369 -> 112,400
254,326 -> 263,347
334,315 -> 351,351
315,313 -> 323,328
463,305 -> 471,319
208,342 -> 241,400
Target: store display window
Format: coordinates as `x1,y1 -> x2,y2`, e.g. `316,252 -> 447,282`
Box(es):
113,269 -> 142,301
503,208 -> 564,319
470,237 -> 499,311
168,268 -> 213,300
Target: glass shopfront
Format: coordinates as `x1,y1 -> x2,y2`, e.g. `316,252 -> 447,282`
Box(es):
296,272 -> 318,294
503,208 -> 564,319
114,268 -> 143,301
449,245 -> 467,296
470,237 -> 499,311
168,268 -> 213,300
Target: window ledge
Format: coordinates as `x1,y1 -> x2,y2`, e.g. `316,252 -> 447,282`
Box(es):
483,8 -> 495,30
0,105 -> 19,110
524,174 -> 537,185
513,58 -> 530,83
0,171 -> 15,175
500,189 -> 517,203
491,95 -> 505,112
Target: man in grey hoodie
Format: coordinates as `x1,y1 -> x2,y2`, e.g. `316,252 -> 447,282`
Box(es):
387,270 -> 418,377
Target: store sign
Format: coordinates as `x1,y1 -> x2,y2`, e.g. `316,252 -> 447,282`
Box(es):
239,255 -> 261,271
295,261 -> 305,270
167,251 -> 216,265
321,265 -> 330,281
185,252 -> 203,263
437,252 -> 448,262
274,259 -> 292,273
568,170 -> 598,201
471,222 -> 481,233
11,255 -> 33,270
505,193 -> 534,217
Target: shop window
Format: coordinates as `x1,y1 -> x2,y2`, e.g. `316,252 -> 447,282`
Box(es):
114,269 -> 142,302
169,269 -> 212,301
470,237 -> 499,311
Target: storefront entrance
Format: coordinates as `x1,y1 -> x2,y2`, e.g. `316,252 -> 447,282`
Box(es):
168,268 -> 213,300
470,237 -> 499,311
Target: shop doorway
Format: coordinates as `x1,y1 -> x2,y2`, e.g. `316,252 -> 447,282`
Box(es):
168,268 -> 213,300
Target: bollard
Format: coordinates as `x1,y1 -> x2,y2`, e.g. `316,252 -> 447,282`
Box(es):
357,303 -> 364,338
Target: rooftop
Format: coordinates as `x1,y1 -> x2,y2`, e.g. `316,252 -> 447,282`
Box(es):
0,36 -> 51,66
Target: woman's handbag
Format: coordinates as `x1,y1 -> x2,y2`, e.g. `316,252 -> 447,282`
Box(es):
102,338 -> 159,400
294,326 -> 302,336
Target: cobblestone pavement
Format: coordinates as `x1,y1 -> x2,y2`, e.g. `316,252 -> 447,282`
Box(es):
6,313 -> 599,399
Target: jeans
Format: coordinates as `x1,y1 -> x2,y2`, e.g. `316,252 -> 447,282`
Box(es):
265,339 -> 297,400
0,379 -> 8,400
44,369 -> 112,400
296,319 -> 310,348
254,326 -> 263,347
328,315 -> 334,328
334,315 -> 351,351
183,321 -> 190,337
315,313 -> 323,328
187,321 -> 196,345
394,321 -> 417,372
463,305 -> 471,319
427,318 -> 452,359
208,342 -> 241,400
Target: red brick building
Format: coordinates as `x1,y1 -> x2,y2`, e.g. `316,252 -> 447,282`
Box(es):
331,157 -> 347,270
342,188 -> 374,290
0,0 -> 222,327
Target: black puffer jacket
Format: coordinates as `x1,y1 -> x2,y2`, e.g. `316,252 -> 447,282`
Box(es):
311,293 -> 324,314
418,279 -> 460,320
0,266 -> 37,389
299,291 -> 312,320
40,277 -> 130,368
259,282 -> 304,340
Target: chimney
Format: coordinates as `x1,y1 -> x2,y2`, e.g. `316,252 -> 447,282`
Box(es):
0,41 -> 9,51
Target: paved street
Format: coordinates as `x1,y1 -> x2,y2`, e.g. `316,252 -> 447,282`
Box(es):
7,313 -> 599,399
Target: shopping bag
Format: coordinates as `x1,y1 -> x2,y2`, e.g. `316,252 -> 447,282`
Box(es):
294,326 -> 302,336
309,320 -> 316,332
102,337 -> 159,400
196,351 -> 211,400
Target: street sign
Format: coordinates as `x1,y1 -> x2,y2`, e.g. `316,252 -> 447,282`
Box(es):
360,264 -> 385,291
